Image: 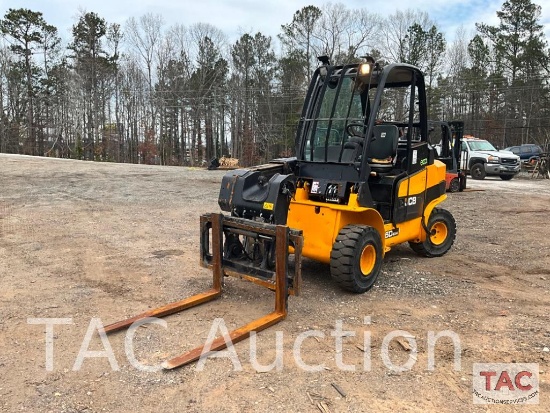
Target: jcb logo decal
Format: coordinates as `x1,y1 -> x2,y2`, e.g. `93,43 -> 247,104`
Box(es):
397,195 -> 421,209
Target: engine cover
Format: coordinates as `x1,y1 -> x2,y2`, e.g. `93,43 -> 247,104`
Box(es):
218,164 -> 296,225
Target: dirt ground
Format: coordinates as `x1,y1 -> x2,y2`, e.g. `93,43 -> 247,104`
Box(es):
1,153 -> 549,413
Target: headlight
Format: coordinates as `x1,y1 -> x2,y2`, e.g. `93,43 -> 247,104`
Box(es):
359,63 -> 371,76
487,155 -> 499,163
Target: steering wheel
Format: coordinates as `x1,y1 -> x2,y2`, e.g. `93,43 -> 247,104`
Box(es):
346,122 -> 366,138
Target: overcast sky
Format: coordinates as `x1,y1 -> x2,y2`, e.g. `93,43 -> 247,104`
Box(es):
1,0 -> 549,49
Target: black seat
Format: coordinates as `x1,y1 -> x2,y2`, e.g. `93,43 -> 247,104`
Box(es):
368,125 -> 399,173
341,136 -> 364,162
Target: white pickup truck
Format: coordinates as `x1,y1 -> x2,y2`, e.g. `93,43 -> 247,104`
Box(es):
460,136 -> 520,180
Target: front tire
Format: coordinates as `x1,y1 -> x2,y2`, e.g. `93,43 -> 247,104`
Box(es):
409,208 -> 456,257
470,163 -> 486,180
500,175 -> 513,181
330,225 -> 383,293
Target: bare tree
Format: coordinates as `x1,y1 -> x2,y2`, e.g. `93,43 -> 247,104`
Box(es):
379,9 -> 432,62
125,13 -> 164,138
312,3 -> 379,64
440,26 -> 470,121
0,46 -> 14,153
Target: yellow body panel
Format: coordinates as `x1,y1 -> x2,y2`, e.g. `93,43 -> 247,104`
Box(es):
287,160 -> 447,264
397,160 -> 446,197
394,160 -> 447,242
287,192 -> 385,264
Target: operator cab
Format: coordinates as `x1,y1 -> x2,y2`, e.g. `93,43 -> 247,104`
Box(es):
295,57 -> 436,221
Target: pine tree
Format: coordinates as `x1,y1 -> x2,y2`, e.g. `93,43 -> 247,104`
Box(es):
0,8 -> 58,155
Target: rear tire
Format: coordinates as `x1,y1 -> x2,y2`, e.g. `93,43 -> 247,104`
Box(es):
448,178 -> 460,193
470,163 -> 486,180
330,225 -> 383,293
409,208 -> 456,257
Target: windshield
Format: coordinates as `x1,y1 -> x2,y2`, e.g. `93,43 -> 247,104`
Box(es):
467,140 -> 497,151
303,73 -> 365,162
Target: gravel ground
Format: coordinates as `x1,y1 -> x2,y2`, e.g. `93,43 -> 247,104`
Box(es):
1,154 -> 549,412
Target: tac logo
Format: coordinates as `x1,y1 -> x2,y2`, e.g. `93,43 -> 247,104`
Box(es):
473,363 -> 539,404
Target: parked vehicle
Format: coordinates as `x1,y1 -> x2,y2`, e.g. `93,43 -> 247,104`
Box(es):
504,144 -> 543,162
460,136 -> 520,180
429,120 -> 467,192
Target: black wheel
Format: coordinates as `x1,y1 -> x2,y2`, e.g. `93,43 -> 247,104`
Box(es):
500,175 -> 513,181
409,208 -> 456,257
448,178 -> 460,193
470,163 -> 486,180
330,225 -> 383,293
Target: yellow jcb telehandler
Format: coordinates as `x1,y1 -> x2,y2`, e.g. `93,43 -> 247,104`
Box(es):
105,56 -> 456,369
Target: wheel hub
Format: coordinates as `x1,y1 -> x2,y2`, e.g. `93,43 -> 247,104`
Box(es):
430,222 -> 448,246
359,244 -> 376,275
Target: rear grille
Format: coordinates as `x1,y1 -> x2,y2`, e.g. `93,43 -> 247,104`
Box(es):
501,158 -> 518,165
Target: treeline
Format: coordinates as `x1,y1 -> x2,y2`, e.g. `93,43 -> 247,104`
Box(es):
0,0 -> 548,166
